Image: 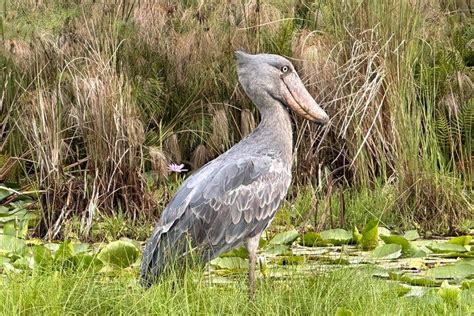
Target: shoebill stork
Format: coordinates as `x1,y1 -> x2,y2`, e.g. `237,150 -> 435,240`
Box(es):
140,51 -> 329,293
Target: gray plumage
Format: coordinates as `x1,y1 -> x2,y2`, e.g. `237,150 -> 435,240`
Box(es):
140,51 -> 329,287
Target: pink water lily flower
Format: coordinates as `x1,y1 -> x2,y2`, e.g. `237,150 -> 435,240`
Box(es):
168,163 -> 188,173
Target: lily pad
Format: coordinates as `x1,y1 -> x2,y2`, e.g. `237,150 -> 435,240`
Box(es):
319,229 -> 352,245
389,271 -> 442,287
425,262 -> 474,279
370,244 -> 402,259
427,243 -> 468,254
221,246 -> 248,258
299,232 -> 320,247
262,244 -> 291,256
361,220 -> 379,250
72,254 -> 103,272
0,235 -> 25,255
210,257 -> 248,271
380,235 -> 419,257
447,236 -> 472,246
97,240 -> 139,268
404,230 -> 420,241
32,245 -> 53,270
269,229 -> 299,245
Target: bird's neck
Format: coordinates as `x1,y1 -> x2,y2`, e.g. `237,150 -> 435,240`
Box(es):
250,97 -> 293,163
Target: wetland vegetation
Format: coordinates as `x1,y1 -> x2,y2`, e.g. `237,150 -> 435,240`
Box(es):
0,0 -> 473,314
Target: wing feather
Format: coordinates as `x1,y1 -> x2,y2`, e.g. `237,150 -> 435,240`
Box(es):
140,155 -> 291,282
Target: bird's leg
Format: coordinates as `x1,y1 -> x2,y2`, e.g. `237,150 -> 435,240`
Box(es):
246,235 -> 260,299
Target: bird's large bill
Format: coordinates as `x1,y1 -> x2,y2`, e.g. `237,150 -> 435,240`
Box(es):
281,72 -> 329,125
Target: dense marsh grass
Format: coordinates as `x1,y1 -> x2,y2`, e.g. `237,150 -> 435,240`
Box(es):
1,266 -> 472,315
0,0 -> 472,237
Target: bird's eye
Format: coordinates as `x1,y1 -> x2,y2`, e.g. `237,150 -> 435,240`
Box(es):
281,66 -> 289,73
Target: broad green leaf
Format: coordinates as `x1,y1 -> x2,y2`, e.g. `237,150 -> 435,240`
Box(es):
210,257 -> 248,270
262,244 -> 291,256
425,262 -> 474,279
2,221 -> 16,236
72,242 -> 90,255
370,244 -> 402,259
319,229 -> 352,245
72,254 -> 103,272
97,240 -> 139,268
427,243 -> 468,253
380,235 -> 419,257
299,232 -> 321,247
269,229 -> 299,245
276,255 -> 305,266
447,236 -> 472,246
0,206 -> 9,215
32,245 -> 53,270
352,226 -> 362,244
44,243 -> 60,252
0,235 -> 25,254
378,227 -> 391,237
436,251 -> 474,258
221,246 -> 248,258
389,271 -> 442,287
361,220 -> 379,250
54,240 -> 75,261
404,230 -> 420,241
13,256 -> 33,270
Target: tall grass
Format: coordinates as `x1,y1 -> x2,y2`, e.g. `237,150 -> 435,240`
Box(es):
0,0 -> 472,236
1,267 -> 472,315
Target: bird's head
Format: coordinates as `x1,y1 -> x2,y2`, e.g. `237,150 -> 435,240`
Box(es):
235,50 -> 329,125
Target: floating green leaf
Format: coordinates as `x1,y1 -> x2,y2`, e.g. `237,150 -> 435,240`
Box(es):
97,240 -> 139,268
380,235 -> 420,257
72,254 -> 103,272
72,242 -> 90,255
319,229 -> 352,245
262,244 -> 291,256
269,229 -> 299,245
32,245 -> 53,270
0,235 -> 25,255
299,232 -> 320,247
425,262 -> 474,279
361,220 -> 379,250
221,246 -> 249,258
2,222 -> 16,236
404,230 -> 420,241
54,240 -> 75,262
370,244 -> 402,259
447,236 -> 472,246
389,271 -> 442,287
427,243 -> 468,253
210,257 -> 248,271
